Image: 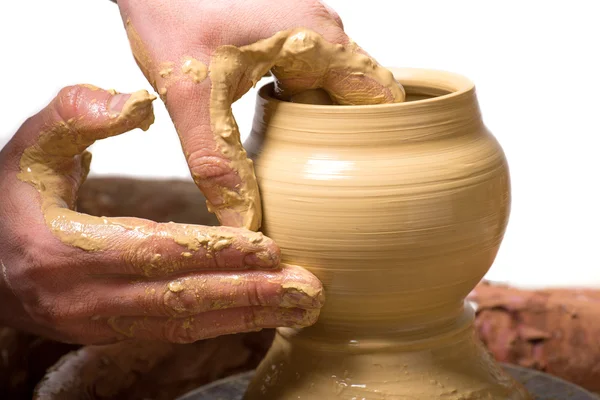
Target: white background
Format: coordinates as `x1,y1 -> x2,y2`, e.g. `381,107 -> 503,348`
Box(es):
1,0 -> 599,288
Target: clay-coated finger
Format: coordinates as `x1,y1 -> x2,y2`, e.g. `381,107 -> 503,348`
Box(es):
81,217 -> 280,276
13,85 -> 280,277
270,30 -> 405,104
76,307 -> 320,344
145,27 -> 404,232
93,264 -> 325,317
10,84 -> 155,158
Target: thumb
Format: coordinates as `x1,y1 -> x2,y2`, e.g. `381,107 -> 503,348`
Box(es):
9,84 -> 280,275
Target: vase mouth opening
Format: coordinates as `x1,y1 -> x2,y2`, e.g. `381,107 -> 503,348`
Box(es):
256,67 -> 475,112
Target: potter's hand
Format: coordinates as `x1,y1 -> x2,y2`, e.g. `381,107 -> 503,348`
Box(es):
0,85 -> 324,345
117,0 -> 406,230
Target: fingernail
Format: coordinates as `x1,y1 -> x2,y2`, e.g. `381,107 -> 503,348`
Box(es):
244,251 -> 279,269
271,308 -> 312,327
290,309 -> 320,329
108,93 -> 131,116
280,286 -> 325,309
253,308 -> 320,329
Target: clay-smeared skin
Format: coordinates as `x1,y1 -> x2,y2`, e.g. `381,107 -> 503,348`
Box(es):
243,69 -> 531,399
15,89 -> 275,271
1,85 -> 324,344
119,0 -> 406,231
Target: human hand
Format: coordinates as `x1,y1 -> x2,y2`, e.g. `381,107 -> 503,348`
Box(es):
0,85 -> 324,345
117,0 -> 406,230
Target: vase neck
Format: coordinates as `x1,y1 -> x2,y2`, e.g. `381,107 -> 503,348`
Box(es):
250,75 -> 483,146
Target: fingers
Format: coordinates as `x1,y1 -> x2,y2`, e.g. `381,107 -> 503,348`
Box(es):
17,84 -> 155,160
41,264 -> 323,344
13,84 -> 280,276
72,306 -> 318,344
121,14 -> 404,232
93,264 -> 325,317
15,84 -> 156,212
269,29 -> 406,104
164,77 -> 262,230
80,217 -> 280,276
110,306 -> 319,343
166,29 -> 405,232
121,17 -> 260,230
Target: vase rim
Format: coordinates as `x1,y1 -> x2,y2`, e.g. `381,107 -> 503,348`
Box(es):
256,67 -> 475,111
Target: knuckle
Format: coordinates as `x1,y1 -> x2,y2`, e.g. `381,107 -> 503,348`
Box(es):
162,318 -> 198,344
163,288 -> 206,316
27,296 -> 64,327
320,26 -> 348,45
27,291 -> 91,328
7,234 -> 86,327
7,242 -> 50,305
248,281 -> 265,307
54,85 -> 86,121
318,0 -> 344,28
14,236 -> 63,285
119,221 -> 161,276
241,307 -> 260,331
188,152 -> 234,182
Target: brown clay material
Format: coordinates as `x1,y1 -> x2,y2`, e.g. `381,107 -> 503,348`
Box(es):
243,68 -> 530,399
469,281 -> 600,394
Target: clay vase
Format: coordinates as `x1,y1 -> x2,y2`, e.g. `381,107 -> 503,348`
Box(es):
243,68 -> 530,399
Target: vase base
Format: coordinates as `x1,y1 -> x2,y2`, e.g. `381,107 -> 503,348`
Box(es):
178,365 -> 596,400
240,307 -> 532,399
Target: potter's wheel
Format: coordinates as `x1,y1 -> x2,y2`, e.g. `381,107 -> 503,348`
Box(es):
177,364 -> 597,400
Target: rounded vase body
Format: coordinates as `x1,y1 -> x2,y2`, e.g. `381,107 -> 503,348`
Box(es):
244,68 -> 530,399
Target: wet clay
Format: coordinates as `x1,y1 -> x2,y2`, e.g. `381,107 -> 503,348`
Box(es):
124,21 -> 405,231
243,69 -> 531,399
17,90 -> 156,251
181,57 -> 208,84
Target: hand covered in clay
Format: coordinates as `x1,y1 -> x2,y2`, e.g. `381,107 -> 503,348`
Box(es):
0,85 -> 324,345
117,0 -> 406,229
